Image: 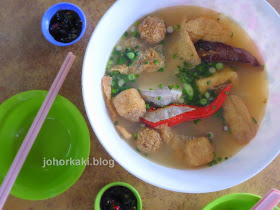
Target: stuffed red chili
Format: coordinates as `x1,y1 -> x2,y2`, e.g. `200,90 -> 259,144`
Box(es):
141,83 -> 232,127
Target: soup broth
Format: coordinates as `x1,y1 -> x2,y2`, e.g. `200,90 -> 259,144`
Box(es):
103,6 -> 268,169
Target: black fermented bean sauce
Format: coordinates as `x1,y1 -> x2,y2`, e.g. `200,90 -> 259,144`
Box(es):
49,10 -> 83,43
100,186 -> 137,210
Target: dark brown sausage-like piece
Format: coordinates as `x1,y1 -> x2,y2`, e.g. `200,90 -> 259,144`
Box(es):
195,41 -> 262,67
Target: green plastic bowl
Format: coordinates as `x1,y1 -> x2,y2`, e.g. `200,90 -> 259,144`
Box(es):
94,182 -> 142,210
0,90 -> 90,200
203,193 -> 280,210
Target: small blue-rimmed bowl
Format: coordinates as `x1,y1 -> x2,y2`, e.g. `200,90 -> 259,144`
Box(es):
41,2 -> 86,46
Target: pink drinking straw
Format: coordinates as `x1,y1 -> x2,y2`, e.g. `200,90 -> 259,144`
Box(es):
0,52 -> 76,210
251,189 -> 280,210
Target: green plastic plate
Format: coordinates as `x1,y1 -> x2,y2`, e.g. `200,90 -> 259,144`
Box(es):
0,90 -> 90,200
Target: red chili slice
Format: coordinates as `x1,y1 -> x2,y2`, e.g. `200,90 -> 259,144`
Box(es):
141,83 -> 232,127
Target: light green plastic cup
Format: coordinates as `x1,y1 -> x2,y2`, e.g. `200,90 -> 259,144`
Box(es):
203,193 -> 280,210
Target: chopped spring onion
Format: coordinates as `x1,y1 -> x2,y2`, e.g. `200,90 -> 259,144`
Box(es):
158,83 -> 163,89
140,124 -> 146,128
213,151 -> 217,157
252,117 -> 258,124
194,119 -> 201,124
122,31 -> 128,38
208,162 -> 213,167
200,98 -> 207,105
158,68 -> 164,72
216,62 -> 224,70
223,125 -> 229,131
183,83 -> 194,99
132,31 -> 140,37
154,60 -> 159,65
167,26 -> 174,33
205,92 -> 210,99
118,79 -> 125,87
114,121 -> 118,125
127,52 -> 135,60
158,96 -> 162,100
116,46 -> 122,51
209,67 -> 216,74
179,98 -> 185,103
146,104 -> 150,109
172,53 -> 178,59
112,88 -> 117,94
107,60 -> 114,65
134,133 -> 138,140
128,74 -> 136,80
130,26 -> 136,32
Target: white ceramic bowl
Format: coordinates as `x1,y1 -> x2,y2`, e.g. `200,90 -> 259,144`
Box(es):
82,0 -> 280,193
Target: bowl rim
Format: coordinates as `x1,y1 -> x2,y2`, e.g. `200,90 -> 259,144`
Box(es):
82,0 -> 280,193
41,2 -> 87,47
94,182 -> 142,210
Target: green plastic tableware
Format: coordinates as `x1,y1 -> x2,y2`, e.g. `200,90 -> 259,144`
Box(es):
0,90 -> 90,200
94,182 -> 142,210
203,193 -> 280,210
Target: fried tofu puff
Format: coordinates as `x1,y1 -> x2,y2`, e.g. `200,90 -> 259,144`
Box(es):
223,95 -> 257,144
112,88 -> 146,122
178,17 -> 201,67
137,127 -> 162,153
196,67 -> 238,94
186,17 -> 232,43
184,137 -> 214,167
102,76 -> 118,118
138,16 -> 166,44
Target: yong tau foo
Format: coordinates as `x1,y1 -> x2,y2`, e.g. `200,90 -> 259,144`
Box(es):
101,6 -> 268,168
